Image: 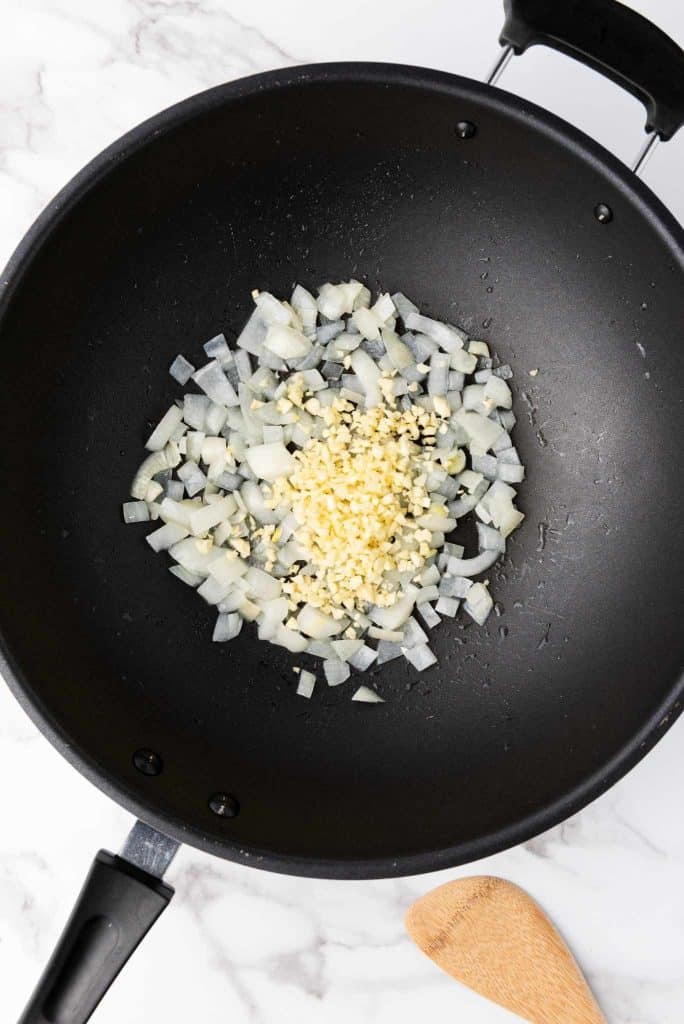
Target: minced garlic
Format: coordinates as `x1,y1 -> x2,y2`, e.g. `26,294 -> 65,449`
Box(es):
269,388 -> 450,616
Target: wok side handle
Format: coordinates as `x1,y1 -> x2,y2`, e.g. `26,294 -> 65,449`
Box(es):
18,849 -> 173,1024
499,0 -> 684,141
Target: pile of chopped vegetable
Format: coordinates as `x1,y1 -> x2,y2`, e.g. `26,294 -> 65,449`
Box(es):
123,282 -> 525,703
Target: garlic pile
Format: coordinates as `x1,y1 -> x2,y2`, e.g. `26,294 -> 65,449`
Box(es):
123,282 -> 525,703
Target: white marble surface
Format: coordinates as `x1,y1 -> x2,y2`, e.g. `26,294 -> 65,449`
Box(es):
1,2 -> 683,1021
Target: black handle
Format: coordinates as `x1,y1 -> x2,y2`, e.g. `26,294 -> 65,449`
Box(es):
500,0 -> 684,139
18,850 -> 173,1024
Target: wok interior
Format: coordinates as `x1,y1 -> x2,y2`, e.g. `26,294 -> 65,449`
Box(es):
0,70 -> 682,875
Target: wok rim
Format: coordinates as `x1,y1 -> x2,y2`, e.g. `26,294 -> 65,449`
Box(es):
1,61 -> 682,879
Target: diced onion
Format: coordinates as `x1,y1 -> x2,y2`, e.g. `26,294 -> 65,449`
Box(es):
324,660 -> 351,686
351,685 -> 384,703
213,613 -> 243,642
127,282 -> 525,699
296,669 -> 316,698
402,644 -> 437,671
122,501 -> 150,524
245,442 -> 295,482
146,522 -> 189,552
463,582 -> 494,625
193,361 -> 239,407
169,354 -> 196,385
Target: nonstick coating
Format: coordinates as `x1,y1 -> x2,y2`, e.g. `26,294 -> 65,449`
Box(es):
0,65 -> 682,878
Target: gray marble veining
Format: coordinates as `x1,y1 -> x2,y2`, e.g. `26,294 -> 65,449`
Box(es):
1,1 -> 683,1021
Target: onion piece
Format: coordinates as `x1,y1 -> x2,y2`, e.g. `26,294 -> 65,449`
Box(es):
484,375 -> 513,409
318,283 -> 350,320
186,431 -> 206,463
330,638 -> 364,661
241,480 -> 279,525
217,590 -> 247,612
367,627 -> 404,642
439,575 -> 473,598
471,453 -> 499,480
257,597 -> 289,639
498,463 -> 525,484
205,403 -> 228,436
417,564 -> 439,588
415,584 -> 439,604
301,369 -> 326,392
381,327 -> 413,371
193,361 -> 240,407
146,522 -> 189,552
122,501 -> 150,524
296,669 -> 316,698
428,353 -> 450,396
369,588 -> 417,631
306,639 -> 336,660
371,293 -> 396,323
237,598 -> 261,622
417,603 -> 441,629
197,575 -> 233,605
435,595 -> 459,617
324,659 -> 351,686
245,442 -> 295,482
169,564 -> 203,587
245,567 -> 281,601
169,537 -> 222,576
297,604 -> 348,639
317,321 -> 345,344
403,312 -> 465,353
130,450 -> 168,500
201,436 -> 227,464
476,523 -> 506,553
183,394 -> 211,430
291,284 -> 318,338
401,616 -> 429,648
169,355 -> 195,385
254,291 -> 292,325
463,582 -> 493,625
264,324 -> 312,360
402,644 -> 437,671
208,552 -> 247,586
204,334 -> 232,365
391,291 -> 419,321
454,409 -> 504,454
351,307 -> 382,341
468,340 -> 489,357
272,625 -> 309,652
350,348 -> 382,407
351,685 -> 384,703
236,310 -> 267,357
376,640 -> 403,664
348,645 -> 377,671
213,612 -> 243,642
177,460 -> 207,498
446,548 -> 500,577
450,349 -> 478,374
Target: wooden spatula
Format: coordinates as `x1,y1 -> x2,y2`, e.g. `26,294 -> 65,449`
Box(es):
405,876 -> 606,1024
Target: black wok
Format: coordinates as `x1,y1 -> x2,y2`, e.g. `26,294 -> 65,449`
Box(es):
2,2 -> 683,1021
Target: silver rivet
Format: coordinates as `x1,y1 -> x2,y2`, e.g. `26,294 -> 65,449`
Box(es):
133,749 -> 163,776
209,792 -> 240,818
455,121 -> 476,139
594,203 -> 613,224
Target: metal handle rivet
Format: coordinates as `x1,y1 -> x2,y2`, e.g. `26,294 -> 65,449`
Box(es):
455,121 -> 477,139
594,202 -> 613,223
209,792 -> 240,818
133,748 -> 163,776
